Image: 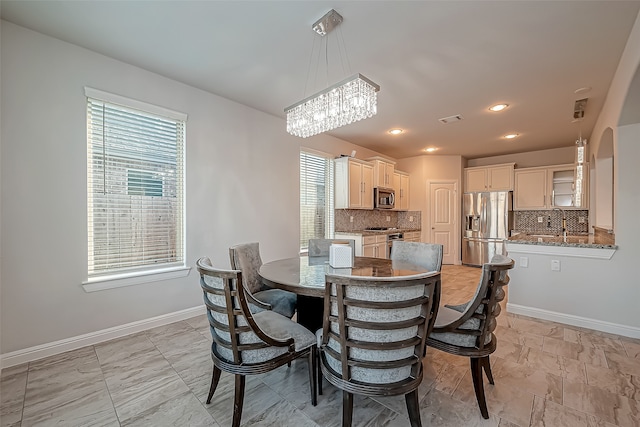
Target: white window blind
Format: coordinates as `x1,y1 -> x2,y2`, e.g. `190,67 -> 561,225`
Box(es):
86,90 -> 185,277
300,150 -> 334,251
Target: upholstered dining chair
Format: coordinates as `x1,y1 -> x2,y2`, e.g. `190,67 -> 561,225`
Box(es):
390,241 -> 443,272
308,238 -> 356,258
319,271 -> 441,427
196,257 -> 317,427
229,242 -> 297,318
426,254 -> 514,419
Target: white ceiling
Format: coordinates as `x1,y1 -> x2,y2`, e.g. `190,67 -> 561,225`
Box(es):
2,1 -> 639,160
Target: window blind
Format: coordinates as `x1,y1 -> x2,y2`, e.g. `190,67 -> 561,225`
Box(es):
87,95 -> 185,276
300,150 -> 334,251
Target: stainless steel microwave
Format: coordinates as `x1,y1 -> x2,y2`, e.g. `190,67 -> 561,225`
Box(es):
374,187 -> 395,209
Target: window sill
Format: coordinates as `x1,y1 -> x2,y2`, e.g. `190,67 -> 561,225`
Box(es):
82,266 -> 191,292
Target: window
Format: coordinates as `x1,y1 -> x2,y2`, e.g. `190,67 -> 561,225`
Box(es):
300,150 -> 334,252
86,88 -> 186,280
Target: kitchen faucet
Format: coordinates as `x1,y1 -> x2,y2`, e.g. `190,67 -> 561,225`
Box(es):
552,207 -> 567,238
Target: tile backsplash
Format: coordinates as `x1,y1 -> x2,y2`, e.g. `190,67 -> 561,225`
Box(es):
513,210 -> 589,234
335,209 -> 421,232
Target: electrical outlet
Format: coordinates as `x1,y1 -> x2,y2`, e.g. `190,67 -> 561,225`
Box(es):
537,216 -> 544,223
409,216 -> 414,222
519,257 -> 529,268
578,216 -> 586,223
386,216 -> 391,222
349,216 -> 354,223
551,259 -> 561,271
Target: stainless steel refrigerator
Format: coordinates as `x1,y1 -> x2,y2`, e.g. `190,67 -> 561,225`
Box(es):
462,191 -> 513,266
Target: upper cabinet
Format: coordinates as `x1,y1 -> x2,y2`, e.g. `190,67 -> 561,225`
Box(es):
514,163 -> 588,210
366,157 -> 395,188
393,171 -> 410,211
335,157 -> 374,209
464,163 -> 515,192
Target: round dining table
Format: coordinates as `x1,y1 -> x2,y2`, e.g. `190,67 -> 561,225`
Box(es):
259,255 -> 435,330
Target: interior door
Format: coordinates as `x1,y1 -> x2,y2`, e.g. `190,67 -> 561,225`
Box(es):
429,181 -> 458,265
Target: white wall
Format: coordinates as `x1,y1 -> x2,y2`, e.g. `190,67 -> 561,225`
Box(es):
506,12 -> 640,337
0,21 -> 382,356
466,146 -> 575,168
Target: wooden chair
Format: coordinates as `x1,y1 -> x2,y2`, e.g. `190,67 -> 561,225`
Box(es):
196,257 -> 317,427
426,254 -> 514,419
390,241 -> 443,272
319,271 -> 441,427
229,242 -> 297,318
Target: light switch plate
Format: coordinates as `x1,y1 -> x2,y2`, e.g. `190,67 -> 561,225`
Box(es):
386,216 -> 391,222
551,259 -> 561,271
538,216 -> 544,223
519,257 -> 529,268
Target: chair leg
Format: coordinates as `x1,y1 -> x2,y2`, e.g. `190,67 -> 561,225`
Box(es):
481,355 -> 494,384
206,365 -> 222,404
232,375 -> 246,427
317,350 -> 323,395
405,390 -> 422,427
470,358 -> 490,419
308,347 -> 318,406
342,391 -> 353,427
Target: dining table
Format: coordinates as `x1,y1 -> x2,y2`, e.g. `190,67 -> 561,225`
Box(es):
259,255 -> 437,331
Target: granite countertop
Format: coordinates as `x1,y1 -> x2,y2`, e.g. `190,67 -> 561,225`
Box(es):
336,228 -> 421,236
507,232 -> 618,249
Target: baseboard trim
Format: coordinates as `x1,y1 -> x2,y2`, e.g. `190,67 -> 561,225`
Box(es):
507,303 -> 640,339
0,306 -> 205,369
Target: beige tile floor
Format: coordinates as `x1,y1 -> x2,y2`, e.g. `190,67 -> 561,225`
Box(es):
2,264 -> 640,426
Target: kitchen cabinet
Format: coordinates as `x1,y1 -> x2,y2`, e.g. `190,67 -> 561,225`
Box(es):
404,231 -> 421,242
392,171 -> 410,211
334,233 -> 387,258
514,164 -> 588,210
363,235 -> 387,259
464,163 -> 515,192
366,157 -> 395,189
335,157 -> 374,209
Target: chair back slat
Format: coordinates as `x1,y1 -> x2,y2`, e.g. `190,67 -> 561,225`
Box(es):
197,257 -> 294,365
429,254 -> 514,351
321,272 -> 440,387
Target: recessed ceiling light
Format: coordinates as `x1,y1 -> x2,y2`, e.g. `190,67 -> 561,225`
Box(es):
489,104 -> 509,112
388,128 -> 403,135
503,133 -> 519,139
424,147 -> 438,152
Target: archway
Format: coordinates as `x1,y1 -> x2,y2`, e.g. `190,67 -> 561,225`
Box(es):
594,128 -> 614,228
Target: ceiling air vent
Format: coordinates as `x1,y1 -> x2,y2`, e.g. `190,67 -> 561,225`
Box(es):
573,98 -> 588,120
438,114 -> 463,124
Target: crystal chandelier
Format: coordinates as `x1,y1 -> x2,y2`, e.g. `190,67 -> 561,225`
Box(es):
285,10 -> 380,138
575,135 -> 587,207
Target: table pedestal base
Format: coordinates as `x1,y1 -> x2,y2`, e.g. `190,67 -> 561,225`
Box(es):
296,295 -> 324,332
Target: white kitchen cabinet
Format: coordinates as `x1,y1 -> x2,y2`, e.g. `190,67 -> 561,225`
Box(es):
335,157 -> 374,209
464,163 -> 515,192
403,231 -> 421,242
392,171 -> 410,211
366,157 -> 395,189
514,164 -> 588,210
363,235 -> 387,259
514,168 -> 547,210
335,233 -> 387,258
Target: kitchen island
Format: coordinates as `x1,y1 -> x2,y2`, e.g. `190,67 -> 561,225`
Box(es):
504,228 -> 630,337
